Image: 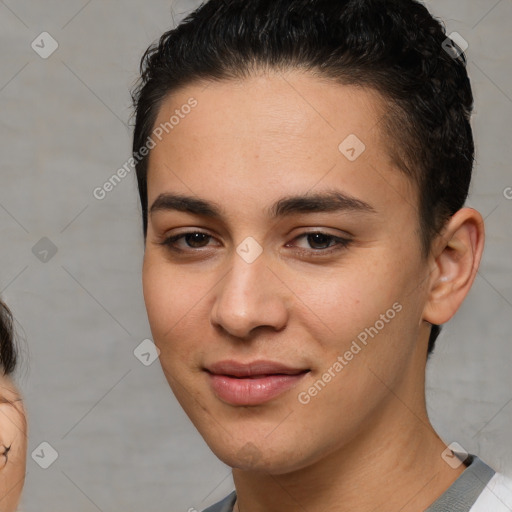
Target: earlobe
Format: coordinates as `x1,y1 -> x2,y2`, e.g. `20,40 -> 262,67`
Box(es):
423,207 -> 485,326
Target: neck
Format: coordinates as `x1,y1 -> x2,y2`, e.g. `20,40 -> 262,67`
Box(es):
232,368 -> 464,512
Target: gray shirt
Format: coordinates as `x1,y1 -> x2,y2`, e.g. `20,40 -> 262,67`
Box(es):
202,454 -> 496,512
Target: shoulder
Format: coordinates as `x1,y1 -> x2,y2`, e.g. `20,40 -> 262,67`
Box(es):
201,491 -> 237,512
470,470 -> 512,511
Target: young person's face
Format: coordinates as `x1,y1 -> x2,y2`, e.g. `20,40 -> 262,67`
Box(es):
142,71 -> 438,473
0,375 -> 27,511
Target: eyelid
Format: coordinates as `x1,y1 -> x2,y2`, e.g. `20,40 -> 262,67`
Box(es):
157,229 -> 352,255
288,231 -> 352,255
157,229 -> 219,251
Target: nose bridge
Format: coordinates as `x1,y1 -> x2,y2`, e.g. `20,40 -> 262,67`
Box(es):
210,243 -> 288,338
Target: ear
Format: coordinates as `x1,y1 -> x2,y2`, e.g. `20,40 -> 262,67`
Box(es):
422,207 -> 485,326
0,376 -> 27,512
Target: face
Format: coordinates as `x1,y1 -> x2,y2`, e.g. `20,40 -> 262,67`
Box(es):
142,70 -> 434,474
0,375 -> 27,511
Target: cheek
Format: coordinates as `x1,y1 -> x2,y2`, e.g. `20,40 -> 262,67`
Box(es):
289,256 -> 398,343
288,251 -> 421,390
0,413 -> 26,510
142,254 -> 210,362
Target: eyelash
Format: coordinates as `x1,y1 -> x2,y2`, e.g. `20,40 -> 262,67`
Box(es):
1,444 -> 11,461
158,230 -> 352,256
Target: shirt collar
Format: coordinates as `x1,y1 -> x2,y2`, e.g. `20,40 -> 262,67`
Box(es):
425,454 -> 495,512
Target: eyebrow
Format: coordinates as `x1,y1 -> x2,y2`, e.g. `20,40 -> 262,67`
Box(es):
149,190 -> 377,219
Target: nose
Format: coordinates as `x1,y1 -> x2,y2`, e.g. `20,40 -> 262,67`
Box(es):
209,248 -> 289,340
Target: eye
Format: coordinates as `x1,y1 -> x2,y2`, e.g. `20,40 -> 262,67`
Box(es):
157,230 -> 352,256
288,231 -> 352,255
158,231 -> 217,252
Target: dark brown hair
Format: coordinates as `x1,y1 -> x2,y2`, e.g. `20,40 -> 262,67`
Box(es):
0,300 -> 18,376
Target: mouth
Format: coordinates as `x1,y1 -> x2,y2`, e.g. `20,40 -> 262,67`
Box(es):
204,360 -> 310,406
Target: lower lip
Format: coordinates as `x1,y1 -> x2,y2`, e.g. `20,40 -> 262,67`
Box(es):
207,372 -> 308,406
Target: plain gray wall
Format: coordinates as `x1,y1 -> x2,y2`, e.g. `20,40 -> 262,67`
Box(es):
0,1 -> 510,510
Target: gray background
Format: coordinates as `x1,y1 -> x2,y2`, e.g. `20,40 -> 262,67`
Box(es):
0,1 -> 510,511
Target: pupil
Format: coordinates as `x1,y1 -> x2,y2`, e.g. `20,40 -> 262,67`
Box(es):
308,233 -> 330,249
187,233 -> 208,248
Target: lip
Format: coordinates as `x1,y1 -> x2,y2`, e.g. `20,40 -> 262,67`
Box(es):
205,360 -> 310,406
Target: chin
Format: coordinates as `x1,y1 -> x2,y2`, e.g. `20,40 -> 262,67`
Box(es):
201,430 -> 317,475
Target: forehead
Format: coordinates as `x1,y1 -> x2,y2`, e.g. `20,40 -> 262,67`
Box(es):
152,70 -> 385,157
146,70 -> 417,222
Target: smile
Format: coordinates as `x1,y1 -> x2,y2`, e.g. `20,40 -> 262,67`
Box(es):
205,360 -> 310,406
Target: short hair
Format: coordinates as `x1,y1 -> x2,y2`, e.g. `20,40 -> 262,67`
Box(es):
131,0 -> 474,356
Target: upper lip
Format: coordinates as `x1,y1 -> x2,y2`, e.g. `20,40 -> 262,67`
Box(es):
205,360 -> 310,377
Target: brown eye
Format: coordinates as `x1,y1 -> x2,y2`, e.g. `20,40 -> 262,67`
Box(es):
159,231 -> 218,252
183,233 -> 211,248
288,231 -> 352,255
306,233 -> 336,249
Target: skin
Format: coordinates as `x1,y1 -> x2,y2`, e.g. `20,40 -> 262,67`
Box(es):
0,373 -> 27,512
142,70 -> 485,512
